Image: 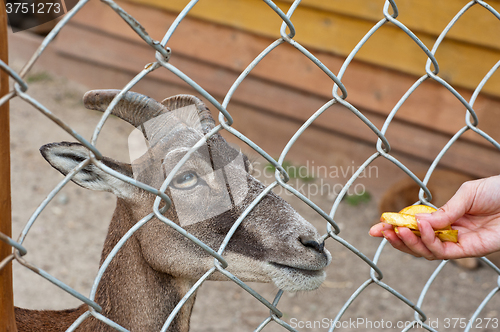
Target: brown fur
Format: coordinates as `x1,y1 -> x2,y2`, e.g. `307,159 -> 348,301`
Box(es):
15,306 -> 87,332
15,198 -> 196,332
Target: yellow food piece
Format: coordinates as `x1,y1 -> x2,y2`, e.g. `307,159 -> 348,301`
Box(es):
398,204 -> 437,215
394,228 -> 418,235
380,212 -> 418,229
381,206 -> 458,242
435,230 -> 458,243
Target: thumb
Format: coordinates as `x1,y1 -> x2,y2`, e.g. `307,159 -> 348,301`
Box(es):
416,186 -> 469,229
416,209 -> 454,229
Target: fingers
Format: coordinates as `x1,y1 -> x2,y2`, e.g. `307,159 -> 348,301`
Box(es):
383,227 -> 427,257
370,223 -> 431,258
415,218 -> 448,259
369,223 -> 393,237
370,221 -> 450,260
395,226 -> 441,259
393,219 -> 465,260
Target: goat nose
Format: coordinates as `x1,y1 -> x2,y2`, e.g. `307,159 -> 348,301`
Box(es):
299,235 -> 325,254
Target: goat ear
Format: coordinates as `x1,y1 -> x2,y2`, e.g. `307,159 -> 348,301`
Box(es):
40,142 -> 135,198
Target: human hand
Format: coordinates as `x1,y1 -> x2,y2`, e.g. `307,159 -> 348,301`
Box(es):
370,175 -> 500,260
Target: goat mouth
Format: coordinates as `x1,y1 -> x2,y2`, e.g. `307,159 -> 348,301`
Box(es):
267,262 -> 327,292
269,262 -> 325,276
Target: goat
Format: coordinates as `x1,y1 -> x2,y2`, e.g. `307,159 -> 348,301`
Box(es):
14,90 -> 331,332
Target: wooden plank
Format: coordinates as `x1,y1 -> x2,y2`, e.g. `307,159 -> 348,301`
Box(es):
67,0 -> 500,147
121,0 -> 500,97
0,3 -> 17,332
47,24 -> 500,178
279,0 -> 500,51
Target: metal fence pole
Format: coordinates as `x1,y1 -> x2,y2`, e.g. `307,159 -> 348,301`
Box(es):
0,6 -> 17,332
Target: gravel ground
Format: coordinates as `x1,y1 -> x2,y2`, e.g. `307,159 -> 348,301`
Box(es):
8,66 -> 500,331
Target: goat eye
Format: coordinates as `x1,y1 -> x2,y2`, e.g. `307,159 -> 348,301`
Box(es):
172,171 -> 198,189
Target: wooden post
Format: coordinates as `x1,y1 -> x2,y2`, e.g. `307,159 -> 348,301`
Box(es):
0,5 -> 17,332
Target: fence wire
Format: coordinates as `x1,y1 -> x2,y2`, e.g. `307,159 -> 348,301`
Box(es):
1,0 -> 500,331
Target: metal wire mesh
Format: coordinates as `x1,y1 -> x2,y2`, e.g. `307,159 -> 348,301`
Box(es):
1,0 -> 500,331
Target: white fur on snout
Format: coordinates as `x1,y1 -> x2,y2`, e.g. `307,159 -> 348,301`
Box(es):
207,253 -> 274,283
242,185 -> 332,291
264,263 -> 328,292
263,232 -> 331,292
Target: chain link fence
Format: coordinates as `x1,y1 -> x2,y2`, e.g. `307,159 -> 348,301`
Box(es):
1,0 -> 500,331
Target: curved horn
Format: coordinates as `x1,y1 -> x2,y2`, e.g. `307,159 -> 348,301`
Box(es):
83,90 -> 216,134
161,94 -> 215,133
83,89 -> 169,127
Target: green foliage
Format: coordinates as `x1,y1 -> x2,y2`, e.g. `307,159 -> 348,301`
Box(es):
343,191 -> 371,206
26,71 -> 52,83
